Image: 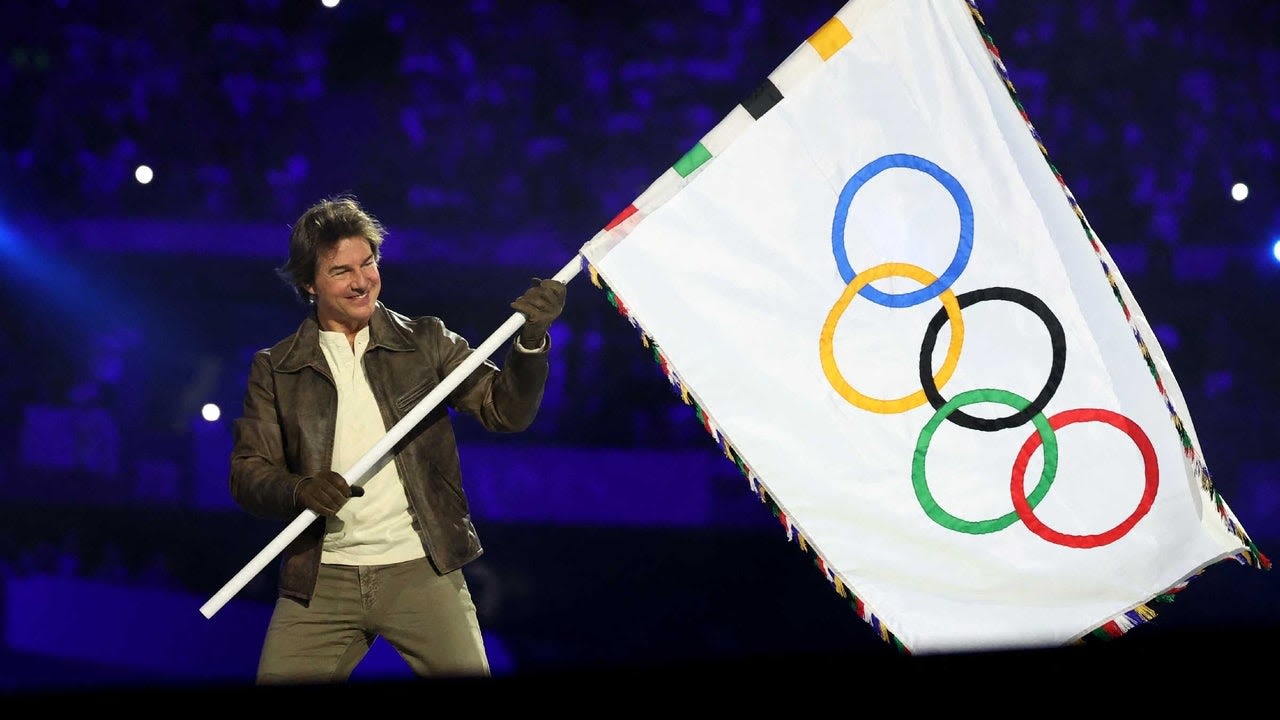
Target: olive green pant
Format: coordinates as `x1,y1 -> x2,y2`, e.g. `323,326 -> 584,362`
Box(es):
256,557 -> 490,684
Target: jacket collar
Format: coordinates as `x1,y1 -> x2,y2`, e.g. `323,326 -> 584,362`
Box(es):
274,302 -> 414,374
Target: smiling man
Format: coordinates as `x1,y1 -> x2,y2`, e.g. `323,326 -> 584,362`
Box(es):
228,194 -> 566,684
309,233 -> 382,348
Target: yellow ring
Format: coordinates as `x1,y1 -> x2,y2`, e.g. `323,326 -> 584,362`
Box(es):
820,262 -> 964,413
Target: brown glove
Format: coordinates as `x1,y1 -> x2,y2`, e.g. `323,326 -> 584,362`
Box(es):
510,277 -> 567,348
293,470 -> 361,516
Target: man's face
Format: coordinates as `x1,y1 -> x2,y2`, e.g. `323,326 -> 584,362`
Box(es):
307,236 -> 381,336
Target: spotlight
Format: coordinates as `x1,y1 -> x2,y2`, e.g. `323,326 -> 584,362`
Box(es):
135,165 -> 154,184
1230,182 -> 1248,202
201,403 -> 221,422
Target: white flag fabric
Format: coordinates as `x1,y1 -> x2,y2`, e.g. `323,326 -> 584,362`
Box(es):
578,0 -> 1268,654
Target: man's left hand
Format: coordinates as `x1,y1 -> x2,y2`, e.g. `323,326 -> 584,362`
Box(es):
511,277 -> 567,348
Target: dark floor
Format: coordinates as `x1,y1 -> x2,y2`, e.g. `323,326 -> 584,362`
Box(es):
2,525 -> 1275,703
6,625 -> 1278,710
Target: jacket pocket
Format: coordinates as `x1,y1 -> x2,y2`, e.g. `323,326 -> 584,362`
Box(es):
395,378 -> 438,414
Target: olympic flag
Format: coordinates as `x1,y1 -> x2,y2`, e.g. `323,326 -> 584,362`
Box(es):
578,0 -> 1269,654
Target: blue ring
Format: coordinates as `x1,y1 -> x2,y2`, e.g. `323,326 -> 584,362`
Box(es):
831,153 -> 974,308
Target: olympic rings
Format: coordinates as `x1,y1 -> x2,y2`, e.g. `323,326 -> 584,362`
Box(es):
831,153 -> 975,308
823,152 -> 1160,548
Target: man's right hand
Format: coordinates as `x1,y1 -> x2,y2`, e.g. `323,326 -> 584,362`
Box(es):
294,470 -> 359,516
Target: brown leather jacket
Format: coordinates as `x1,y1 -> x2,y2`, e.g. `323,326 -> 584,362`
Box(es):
229,302 -> 549,604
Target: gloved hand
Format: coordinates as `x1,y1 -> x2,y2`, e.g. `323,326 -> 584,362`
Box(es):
510,277 -> 567,349
293,470 -> 362,516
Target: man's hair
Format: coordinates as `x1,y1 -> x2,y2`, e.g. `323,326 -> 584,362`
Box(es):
276,194 -> 387,301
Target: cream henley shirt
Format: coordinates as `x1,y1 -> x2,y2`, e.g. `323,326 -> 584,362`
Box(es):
317,326 -> 425,566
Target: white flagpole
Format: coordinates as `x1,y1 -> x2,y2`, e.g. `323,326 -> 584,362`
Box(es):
200,256 -> 584,619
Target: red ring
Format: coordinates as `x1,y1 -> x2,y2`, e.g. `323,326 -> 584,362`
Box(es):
1010,408 -> 1158,548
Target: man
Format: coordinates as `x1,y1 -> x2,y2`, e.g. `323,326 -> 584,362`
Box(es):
229,195 -> 566,684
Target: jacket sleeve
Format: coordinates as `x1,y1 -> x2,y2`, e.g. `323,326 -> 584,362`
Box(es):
435,321 -> 550,432
229,350 -> 307,520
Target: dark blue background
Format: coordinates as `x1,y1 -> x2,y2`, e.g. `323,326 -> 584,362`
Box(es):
1,0 -> 1277,701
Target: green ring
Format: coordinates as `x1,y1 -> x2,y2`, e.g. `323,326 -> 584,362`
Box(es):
912,388 -> 1058,534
